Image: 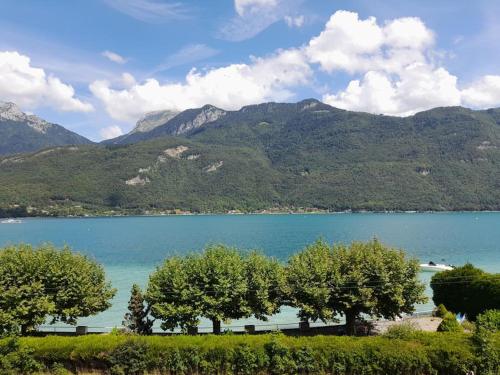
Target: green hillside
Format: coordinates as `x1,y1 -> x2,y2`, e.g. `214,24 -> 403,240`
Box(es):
1,102 -> 500,215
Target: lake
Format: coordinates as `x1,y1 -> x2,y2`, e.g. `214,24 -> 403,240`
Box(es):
1,212 -> 499,330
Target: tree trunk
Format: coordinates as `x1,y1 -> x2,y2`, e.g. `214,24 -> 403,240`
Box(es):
345,310 -> 357,336
212,319 -> 221,335
21,324 -> 28,336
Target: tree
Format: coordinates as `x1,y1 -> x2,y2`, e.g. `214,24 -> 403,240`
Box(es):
287,239 -> 427,335
148,245 -> 284,334
431,264 -> 500,320
333,239 -> 427,335
245,251 -> 287,320
287,240 -> 336,323
123,284 -> 154,335
0,244 -> 116,335
147,256 -> 199,332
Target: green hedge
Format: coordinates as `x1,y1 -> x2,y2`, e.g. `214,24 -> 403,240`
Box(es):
0,332 -> 492,374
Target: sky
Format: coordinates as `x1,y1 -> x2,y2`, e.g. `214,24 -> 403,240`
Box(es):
0,0 -> 500,141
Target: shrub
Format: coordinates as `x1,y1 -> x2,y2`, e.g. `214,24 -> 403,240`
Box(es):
433,303 -> 448,318
9,332 -> 491,374
0,337 -> 43,374
431,264 -> 500,320
383,321 -> 421,339
473,310 -> 500,375
107,339 -> 149,375
475,309 -> 500,332
232,344 -> 260,375
437,312 -> 463,333
264,339 -> 296,375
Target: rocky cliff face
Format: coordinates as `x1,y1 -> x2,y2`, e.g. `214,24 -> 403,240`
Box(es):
132,109 -> 179,133
170,105 -> 226,136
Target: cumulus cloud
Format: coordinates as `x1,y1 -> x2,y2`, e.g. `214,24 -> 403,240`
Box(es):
307,11 -> 434,75
324,65 -> 461,116
99,125 -> 124,140
90,48 -> 311,122
462,75 -> 500,108
102,50 -> 127,64
313,11 -> 463,116
0,51 -> 93,112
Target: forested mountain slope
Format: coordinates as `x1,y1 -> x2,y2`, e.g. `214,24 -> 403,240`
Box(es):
1,101 -> 499,215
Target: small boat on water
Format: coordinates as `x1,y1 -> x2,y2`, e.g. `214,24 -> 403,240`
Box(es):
1,218 -> 23,224
420,261 -> 454,272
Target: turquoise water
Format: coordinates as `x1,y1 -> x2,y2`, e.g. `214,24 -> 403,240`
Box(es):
0,213 -> 499,330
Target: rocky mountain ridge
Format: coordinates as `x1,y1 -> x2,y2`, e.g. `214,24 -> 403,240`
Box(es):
0,101 -> 92,155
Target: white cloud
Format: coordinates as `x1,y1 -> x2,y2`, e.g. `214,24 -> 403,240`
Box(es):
0,51 -> 93,112
90,48 -> 311,122
324,64 -> 461,116
219,0 -> 304,41
154,44 -> 219,72
121,72 -> 136,87
462,75 -> 500,108
284,15 -> 304,28
99,125 -> 124,140
306,11 -> 433,75
314,11 -> 463,116
235,0 -> 278,16
103,0 -> 189,22
102,50 -> 127,64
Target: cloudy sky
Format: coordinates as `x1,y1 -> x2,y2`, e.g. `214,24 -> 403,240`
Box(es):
1,0 -> 499,141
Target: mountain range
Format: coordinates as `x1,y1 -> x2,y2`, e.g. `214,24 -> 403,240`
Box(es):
1,99 -> 500,215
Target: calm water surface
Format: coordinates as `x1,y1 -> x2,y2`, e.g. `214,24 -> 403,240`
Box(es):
1,213 -> 498,329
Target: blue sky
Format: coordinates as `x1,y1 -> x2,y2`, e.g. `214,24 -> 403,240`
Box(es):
0,0 -> 499,140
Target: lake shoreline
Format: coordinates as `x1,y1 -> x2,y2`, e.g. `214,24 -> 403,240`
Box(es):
5,208 -> 500,220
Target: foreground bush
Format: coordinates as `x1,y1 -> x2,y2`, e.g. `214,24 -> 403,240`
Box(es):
437,312 -> 464,333
473,310 -> 500,375
0,332 -> 489,374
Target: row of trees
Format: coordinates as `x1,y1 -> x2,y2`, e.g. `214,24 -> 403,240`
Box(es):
9,241 -> 496,336
139,239 -> 427,335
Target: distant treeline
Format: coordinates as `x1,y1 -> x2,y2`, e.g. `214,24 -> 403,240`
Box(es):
0,206 -> 30,218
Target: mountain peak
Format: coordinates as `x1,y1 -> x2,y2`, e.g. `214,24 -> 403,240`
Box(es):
0,101 -> 25,121
0,101 -> 52,133
132,109 -> 179,134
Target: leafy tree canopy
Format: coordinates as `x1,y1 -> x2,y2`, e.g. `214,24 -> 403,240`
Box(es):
147,245 -> 286,334
431,264 -> 500,320
0,244 -> 116,335
287,239 -> 427,335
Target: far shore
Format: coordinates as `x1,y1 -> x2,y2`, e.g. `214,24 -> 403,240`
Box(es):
3,208 -> 500,220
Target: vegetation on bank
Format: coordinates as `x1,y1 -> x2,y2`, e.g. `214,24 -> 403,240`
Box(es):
2,331 -> 497,375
